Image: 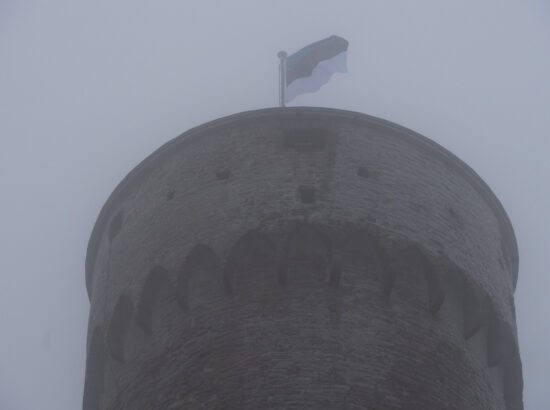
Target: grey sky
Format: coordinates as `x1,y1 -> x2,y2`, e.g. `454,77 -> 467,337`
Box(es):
1,1 -> 548,409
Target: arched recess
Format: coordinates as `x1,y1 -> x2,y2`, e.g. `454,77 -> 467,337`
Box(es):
486,310 -> 506,367
279,224 -> 332,285
343,230 -> 393,296
462,282 -> 482,339
136,266 -> 170,334
83,327 -> 107,410
503,346 -> 524,410
391,245 -> 445,314
107,294 -> 134,363
178,244 -> 220,310
108,210 -> 123,242
222,229 -> 277,295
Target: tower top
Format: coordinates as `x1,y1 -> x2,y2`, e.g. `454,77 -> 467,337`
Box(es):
84,107 -> 522,409
86,108 -> 518,299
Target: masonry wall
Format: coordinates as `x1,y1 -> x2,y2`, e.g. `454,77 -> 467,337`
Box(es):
83,108 -> 523,410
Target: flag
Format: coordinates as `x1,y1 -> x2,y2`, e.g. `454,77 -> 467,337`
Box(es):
284,35 -> 348,103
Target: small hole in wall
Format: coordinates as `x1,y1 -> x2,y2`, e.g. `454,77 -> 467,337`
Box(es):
357,167 -> 370,178
166,189 -> 175,201
448,206 -> 458,219
109,211 -> 123,241
447,206 -> 463,229
298,185 -> 316,204
216,167 -> 231,180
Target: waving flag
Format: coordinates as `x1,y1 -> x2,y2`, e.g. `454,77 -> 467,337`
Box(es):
284,35 -> 348,103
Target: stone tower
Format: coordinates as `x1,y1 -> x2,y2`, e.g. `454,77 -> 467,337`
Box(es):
83,108 -> 523,410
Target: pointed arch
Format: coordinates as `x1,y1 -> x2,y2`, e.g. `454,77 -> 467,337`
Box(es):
136,266 -> 170,334
178,244 -> 220,310
503,346 -> 523,410
107,294 -> 134,362
231,230 -> 276,263
279,224 -> 332,284
487,311 -> 505,367
343,230 -> 393,296
83,327 -> 106,410
462,282 -> 482,339
392,245 -> 445,314
108,210 -> 123,242
222,229 -> 277,295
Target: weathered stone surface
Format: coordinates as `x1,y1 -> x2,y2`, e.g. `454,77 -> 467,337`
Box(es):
83,108 -> 522,410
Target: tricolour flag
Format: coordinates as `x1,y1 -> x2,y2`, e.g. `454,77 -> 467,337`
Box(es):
284,35 -> 348,103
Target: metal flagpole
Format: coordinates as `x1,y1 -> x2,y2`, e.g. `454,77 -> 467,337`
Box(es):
277,51 -> 287,107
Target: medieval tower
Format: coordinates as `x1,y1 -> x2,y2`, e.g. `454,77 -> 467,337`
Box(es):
83,108 -> 523,409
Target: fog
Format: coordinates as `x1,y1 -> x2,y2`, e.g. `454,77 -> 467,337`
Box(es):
1,1 -> 549,409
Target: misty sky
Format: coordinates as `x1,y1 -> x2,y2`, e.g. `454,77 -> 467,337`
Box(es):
1,1 -> 549,409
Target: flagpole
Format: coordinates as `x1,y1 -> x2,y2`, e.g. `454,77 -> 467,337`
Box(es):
277,51 -> 287,107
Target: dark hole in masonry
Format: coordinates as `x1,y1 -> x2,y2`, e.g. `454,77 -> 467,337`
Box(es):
357,167 -> 370,178
299,185 -> 316,204
216,167 -> 231,180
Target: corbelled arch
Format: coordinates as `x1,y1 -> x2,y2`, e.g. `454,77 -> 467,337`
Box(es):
390,244 -> 445,314
177,244 -> 220,310
82,327 -> 106,410
222,229 -> 278,296
106,294 -> 134,363
136,266 -> 170,334
279,223 -> 332,285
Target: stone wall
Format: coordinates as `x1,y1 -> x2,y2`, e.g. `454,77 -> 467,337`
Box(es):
83,108 -> 522,409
